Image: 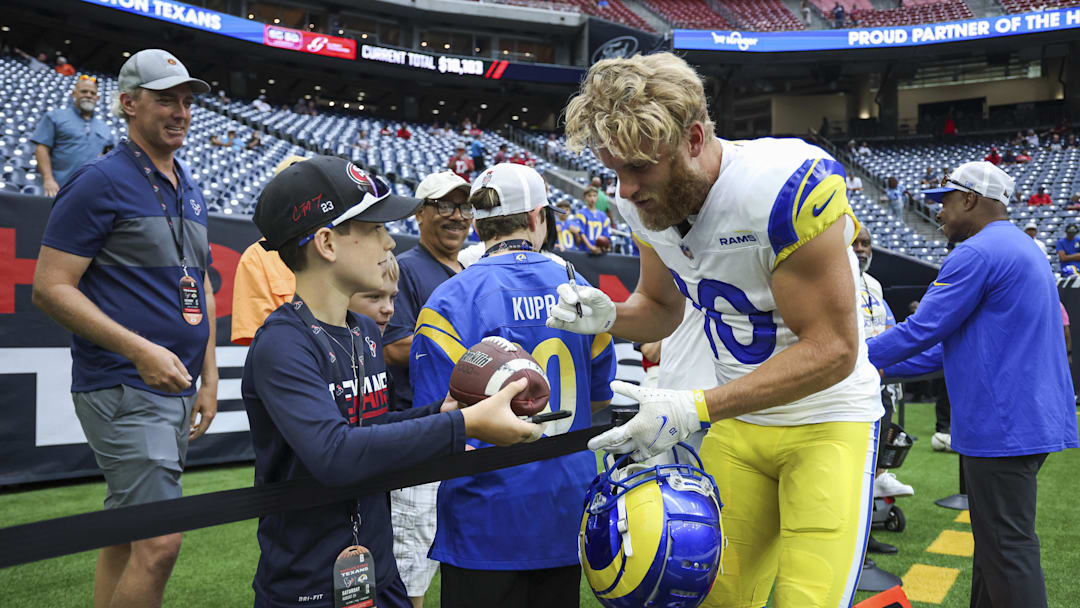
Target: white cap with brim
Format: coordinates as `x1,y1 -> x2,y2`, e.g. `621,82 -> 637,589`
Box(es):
118,49 -> 210,94
1024,221 -> 1038,230
415,171 -> 470,200
923,161 -> 1014,205
471,163 -> 560,219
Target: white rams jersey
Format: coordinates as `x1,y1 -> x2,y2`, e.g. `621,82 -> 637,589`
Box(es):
618,138 -> 883,426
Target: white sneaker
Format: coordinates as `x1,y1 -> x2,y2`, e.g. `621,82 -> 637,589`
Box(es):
874,471 -> 914,497
931,432 -> 953,452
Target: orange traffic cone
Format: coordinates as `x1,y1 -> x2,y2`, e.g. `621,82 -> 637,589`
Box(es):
853,585 -> 912,608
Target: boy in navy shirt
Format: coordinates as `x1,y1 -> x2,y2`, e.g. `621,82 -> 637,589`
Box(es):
242,156 -> 543,608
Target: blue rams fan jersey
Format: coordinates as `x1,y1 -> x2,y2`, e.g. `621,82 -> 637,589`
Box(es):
617,138 -> 882,426
410,250 -> 617,569
557,216 -> 581,251
576,207 -> 611,246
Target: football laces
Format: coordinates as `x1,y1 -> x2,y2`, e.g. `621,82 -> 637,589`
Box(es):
481,335 -> 518,352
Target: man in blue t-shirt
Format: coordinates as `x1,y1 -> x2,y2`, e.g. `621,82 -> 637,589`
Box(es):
575,186 -> 611,255
384,171 -> 472,411
31,75 -> 115,195
242,156 -> 542,608
411,163 -> 616,608
1055,223 -> 1080,275
32,49 -> 214,608
869,162 -> 1078,608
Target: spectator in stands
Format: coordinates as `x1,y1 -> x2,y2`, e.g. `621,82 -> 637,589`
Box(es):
217,89 -> 230,104
592,175 -> 616,219
14,47 -> 49,71
846,139 -> 857,154
943,113 -> 957,136
469,137 -> 486,173
54,55 -> 75,76
306,100 -> 317,116
209,129 -> 235,147
554,199 -> 581,252
832,2 -> 845,27
1010,131 -> 1025,147
1025,129 -> 1039,148
801,0 -> 812,24
354,129 -> 371,152
1057,224 -> 1080,275
448,145 -> 474,181
545,133 -> 560,160
31,74 -> 115,197
576,186 -> 611,256
1049,134 -> 1063,152
509,150 -> 527,165
246,130 -> 263,150
1016,149 -> 1032,163
846,173 -> 863,194
857,141 -> 871,156
884,176 -> 907,218
1024,221 -> 1048,256
32,48 -> 214,608
252,95 -> 271,113
493,143 -> 508,165
380,125 -> 393,136
1002,148 -> 1017,165
1028,186 -> 1052,207
396,124 -> 412,140
1068,193 -> 1080,211
984,147 -> 1001,165
462,117 -> 473,134
293,97 -> 307,114
1067,134 -> 1078,149
919,166 -> 938,187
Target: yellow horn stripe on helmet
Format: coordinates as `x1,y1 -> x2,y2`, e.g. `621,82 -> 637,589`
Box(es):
581,482 -> 665,600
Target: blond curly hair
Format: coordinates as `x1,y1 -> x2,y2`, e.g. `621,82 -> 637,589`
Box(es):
564,52 -> 714,164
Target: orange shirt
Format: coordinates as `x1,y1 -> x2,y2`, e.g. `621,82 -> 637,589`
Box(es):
231,240 -> 295,345
55,64 -> 75,76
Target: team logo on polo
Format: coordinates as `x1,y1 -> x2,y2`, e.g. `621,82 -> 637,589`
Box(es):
365,336 -> 377,358
311,324 -> 322,335
328,350 -> 336,363
189,198 -> 201,215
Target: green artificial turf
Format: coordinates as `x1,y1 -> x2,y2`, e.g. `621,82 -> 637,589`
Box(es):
1,402 -> 1076,607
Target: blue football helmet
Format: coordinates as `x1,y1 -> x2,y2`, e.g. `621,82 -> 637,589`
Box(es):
579,443 -> 724,608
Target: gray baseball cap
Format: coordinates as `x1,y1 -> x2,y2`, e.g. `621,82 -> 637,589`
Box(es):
118,49 -> 209,94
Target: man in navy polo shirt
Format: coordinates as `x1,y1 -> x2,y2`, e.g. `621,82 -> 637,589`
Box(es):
868,161 -> 1078,608
31,74 -> 115,196
1056,223 -> 1080,275
383,171 -> 472,411
32,49 -> 215,608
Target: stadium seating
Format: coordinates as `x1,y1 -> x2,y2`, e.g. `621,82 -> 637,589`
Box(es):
850,0 -> 973,27
642,0 -> 734,29
1000,0 -> 1080,13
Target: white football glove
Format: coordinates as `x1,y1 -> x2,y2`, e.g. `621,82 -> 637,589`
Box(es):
588,381 -> 711,462
545,283 -> 616,335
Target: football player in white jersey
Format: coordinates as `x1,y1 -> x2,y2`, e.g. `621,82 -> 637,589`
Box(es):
548,52 -> 884,608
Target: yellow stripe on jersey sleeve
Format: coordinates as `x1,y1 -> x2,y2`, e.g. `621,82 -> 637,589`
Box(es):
415,307 -> 467,362
631,232 -> 653,249
591,332 -> 613,359
767,157 -> 858,267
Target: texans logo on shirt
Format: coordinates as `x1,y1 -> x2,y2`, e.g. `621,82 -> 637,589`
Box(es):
365,336 -> 377,358
330,372 -> 390,424
189,198 -> 201,215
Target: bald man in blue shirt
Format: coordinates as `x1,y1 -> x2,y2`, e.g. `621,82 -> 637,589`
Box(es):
868,162 -> 1078,608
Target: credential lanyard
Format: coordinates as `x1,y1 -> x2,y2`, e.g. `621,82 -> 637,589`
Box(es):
123,140 -> 189,277
286,296 -> 366,424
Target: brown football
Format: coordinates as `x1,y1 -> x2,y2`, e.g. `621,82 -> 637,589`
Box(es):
449,336 -> 550,417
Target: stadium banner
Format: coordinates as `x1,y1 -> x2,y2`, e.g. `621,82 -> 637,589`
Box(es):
80,0 -> 356,60
587,17 -> 664,65
674,6 -> 1080,52
0,193 -> 644,486
359,43 -> 584,84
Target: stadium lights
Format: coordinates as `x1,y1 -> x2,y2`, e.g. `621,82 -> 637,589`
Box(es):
314,85 -> 322,91
64,39 -> 71,44
502,50 -> 509,55
522,107 -> 528,112
304,94 -> 312,100
359,104 -> 365,110
0,27 -> 9,32
389,105 -> 396,111
362,34 -> 368,39
122,51 -> 131,57
480,103 -> 488,110
439,100 -> 445,106
444,44 -> 451,49
475,47 -> 480,52
260,88 -> 266,94
421,41 -> 428,47
338,29 -> 344,35
268,79 -> 275,85
309,24 -> 315,29
329,101 -> 335,106
273,18 -> 280,23
247,13 -> 253,19
344,103 -> 349,108
432,109 -> 439,114
211,81 -> 219,86
511,115 -> 519,120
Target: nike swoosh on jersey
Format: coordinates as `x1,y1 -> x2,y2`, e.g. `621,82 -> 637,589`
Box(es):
812,190 -> 837,217
415,353 -> 427,360
932,281 -> 952,287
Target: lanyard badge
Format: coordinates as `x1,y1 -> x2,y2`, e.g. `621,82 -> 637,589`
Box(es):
124,140 -> 202,324
333,544 -> 375,608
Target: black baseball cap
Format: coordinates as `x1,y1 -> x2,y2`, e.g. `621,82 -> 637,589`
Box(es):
254,156 -> 421,250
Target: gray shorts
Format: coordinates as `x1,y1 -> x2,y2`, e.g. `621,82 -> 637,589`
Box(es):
73,384 -> 195,509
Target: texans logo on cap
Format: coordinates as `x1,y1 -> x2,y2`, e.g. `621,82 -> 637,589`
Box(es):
166,58 -> 177,65
346,163 -> 371,189
481,170 -> 494,187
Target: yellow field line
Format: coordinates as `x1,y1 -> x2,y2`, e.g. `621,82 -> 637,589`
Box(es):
926,530 -> 974,557
901,564 -> 962,604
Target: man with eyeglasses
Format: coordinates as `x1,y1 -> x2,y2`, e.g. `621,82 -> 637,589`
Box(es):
31,74 -> 116,196
381,170 -> 473,607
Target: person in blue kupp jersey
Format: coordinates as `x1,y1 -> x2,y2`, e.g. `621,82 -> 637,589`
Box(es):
1055,223 -> 1080,275
554,198 -> 581,252
867,161 -> 1078,608
241,157 -> 543,608
575,186 -> 611,255
410,162 -> 617,608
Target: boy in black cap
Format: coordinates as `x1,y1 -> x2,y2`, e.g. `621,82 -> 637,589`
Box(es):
241,156 -> 542,608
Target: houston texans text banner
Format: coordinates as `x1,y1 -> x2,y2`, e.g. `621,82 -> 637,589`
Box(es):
675,7 -> 1080,52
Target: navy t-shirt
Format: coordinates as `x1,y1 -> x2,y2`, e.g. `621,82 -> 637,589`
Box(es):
242,302 -> 465,608
41,141 -> 211,396
384,245 -> 458,410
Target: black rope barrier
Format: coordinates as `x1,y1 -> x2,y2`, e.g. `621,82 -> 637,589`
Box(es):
0,425 -> 608,568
